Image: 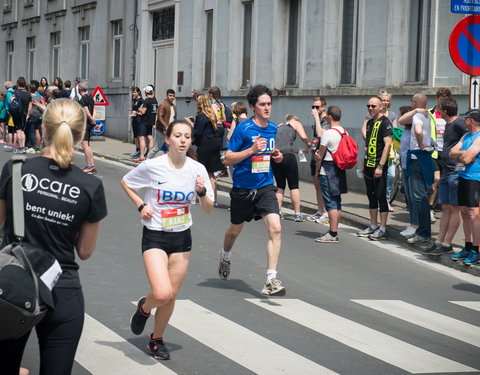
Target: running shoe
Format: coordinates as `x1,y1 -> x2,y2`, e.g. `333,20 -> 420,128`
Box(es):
130,296 -> 150,335
463,250 -> 480,266
357,226 -> 377,237
306,211 -> 323,222
294,213 -> 304,222
147,335 -> 170,360
407,234 -> 429,244
451,248 -> 470,261
315,213 -> 330,225
13,147 -> 26,154
422,243 -> 453,256
369,228 -> 388,241
315,232 -> 338,243
130,150 -> 140,159
400,226 -> 416,237
218,256 -> 231,280
25,147 -> 36,154
133,156 -> 145,163
261,278 -> 286,296
83,166 -> 97,174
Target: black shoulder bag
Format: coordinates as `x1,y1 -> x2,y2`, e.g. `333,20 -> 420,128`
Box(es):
0,156 -> 61,340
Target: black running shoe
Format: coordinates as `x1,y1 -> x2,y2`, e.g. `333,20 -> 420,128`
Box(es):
130,296 -> 150,335
147,335 -> 170,360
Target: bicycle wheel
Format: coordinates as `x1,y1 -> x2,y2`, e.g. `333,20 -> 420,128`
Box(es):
389,162 -> 403,204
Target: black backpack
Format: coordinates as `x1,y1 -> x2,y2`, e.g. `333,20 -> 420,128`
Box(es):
222,103 -> 234,127
8,90 -> 23,117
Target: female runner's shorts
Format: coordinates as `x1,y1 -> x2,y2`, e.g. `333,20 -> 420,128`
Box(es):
142,227 -> 192,254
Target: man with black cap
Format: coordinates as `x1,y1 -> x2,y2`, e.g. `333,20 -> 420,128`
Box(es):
449,109 -> 480,265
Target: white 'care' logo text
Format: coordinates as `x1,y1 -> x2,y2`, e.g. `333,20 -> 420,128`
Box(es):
22,174 -> 80,199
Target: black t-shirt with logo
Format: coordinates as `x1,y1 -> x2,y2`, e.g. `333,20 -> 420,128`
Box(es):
142,97 -> 158,127
80,94 -> 95,125
0,157 -> 107,288
365,115 -> 392,168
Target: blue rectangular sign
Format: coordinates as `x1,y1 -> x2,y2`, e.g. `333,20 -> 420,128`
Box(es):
451,0 -> 480,14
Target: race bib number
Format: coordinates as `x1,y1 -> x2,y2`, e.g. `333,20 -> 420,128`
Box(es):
252,154 -> 271,173
160,206 -> 191,229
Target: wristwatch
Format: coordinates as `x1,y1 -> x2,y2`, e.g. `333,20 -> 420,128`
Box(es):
377,163 -> 384,170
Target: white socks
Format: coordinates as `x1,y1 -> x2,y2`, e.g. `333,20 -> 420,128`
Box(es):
221,249 -> 231,261
266,269 -> 277,283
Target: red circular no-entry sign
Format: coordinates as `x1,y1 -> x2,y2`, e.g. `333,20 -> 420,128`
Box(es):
449,15 -> 480,76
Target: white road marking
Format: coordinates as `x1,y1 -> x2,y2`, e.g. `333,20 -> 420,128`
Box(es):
450,301 -> 480,312
168,300 -> 338,375
76,314 -> 177,374
353,299 -> 480,348
247,298 -> 478,374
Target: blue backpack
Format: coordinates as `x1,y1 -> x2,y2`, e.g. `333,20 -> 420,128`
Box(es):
8,90 -> 23,117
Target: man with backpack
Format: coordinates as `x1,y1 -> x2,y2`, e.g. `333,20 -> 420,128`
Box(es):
314,106 -> 352,243
9,77 -> 32,154
357,96 -> 392,240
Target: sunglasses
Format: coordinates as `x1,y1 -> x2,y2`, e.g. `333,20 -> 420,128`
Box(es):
312,105 -> 321,109
366,105 -> 377,108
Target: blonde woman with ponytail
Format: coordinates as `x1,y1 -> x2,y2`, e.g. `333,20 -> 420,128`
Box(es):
0,98 -> 107,375
194,94 -> 225,206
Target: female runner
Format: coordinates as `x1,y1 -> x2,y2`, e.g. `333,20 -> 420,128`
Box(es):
121,120 -> 213,360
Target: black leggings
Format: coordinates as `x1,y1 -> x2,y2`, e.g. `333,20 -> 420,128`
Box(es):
364,166 -> 388,212
272,153 -> 299,190
0,287 -> 85,375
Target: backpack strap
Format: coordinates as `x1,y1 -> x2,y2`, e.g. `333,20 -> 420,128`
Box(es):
326,127 -> 346,154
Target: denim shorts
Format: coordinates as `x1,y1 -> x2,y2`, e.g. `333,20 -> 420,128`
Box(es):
319,174 -> 342,212
437,173 -> 458,206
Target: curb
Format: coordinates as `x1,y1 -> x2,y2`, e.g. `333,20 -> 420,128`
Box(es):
86,149 -> 480,278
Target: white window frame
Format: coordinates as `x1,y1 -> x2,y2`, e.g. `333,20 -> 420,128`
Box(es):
406,0 -> 431,84
340,0 -> 359,85
79,26 -> 90,80
6,41 -> 14,81
51,32 -> 61,81
286,0 -> 301,87
111,20 -> 123,80
27,37 -> 35,82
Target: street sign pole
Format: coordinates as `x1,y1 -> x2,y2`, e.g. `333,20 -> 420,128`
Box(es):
471,76 -> 480,109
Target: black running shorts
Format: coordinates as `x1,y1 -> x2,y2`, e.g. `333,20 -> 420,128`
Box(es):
229,184 -> 279,224
457,177 -> 480,208
142,227 -> 192,254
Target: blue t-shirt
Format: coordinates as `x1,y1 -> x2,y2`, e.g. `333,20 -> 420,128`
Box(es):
459,131 -> 480,181
227,117 -> 278,189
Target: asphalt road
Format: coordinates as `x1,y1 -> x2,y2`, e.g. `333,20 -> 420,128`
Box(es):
5,150 -> 479,375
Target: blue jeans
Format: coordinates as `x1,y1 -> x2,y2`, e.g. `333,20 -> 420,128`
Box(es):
403,169 -> 419,226
408,159 -> 431,237
386,160 -> 395,198
319,174 -> 342,212
148,128 -> 167,159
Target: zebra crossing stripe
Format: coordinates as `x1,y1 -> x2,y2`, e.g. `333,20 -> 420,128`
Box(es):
75,314 -> 177,374
450,301 -> 480,312
169,300 -> 338,375
247,298 -> 477,374
353,300 -> 480,348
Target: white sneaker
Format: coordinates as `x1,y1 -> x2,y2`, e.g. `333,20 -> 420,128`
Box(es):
306,211 -> 323,222
315,213 -> 329,224
400,226 -> 416,237
26,147 -> 36,154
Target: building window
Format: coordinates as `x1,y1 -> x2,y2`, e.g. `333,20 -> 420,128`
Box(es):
406,0 -> 431,83
79,26 -> 90,80
24,0 -> 34,7
242,1 -> 253,87
4,0 -> 13,12
6,41 -> 14,81
204,10 -> 213,88
112,20 -> 123,79
340,0 -> 358,85
51,32 -> 61,81
26,37 -> 35,81
286,0 -> 301,86
152,7 -> 175,41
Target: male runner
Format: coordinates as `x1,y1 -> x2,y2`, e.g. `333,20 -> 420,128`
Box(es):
218,84 -> 285,296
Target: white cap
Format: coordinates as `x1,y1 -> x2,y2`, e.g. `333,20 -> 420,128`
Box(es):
143,85 -> 154,94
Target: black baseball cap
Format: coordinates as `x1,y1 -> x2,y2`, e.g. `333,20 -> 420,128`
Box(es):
461,109 -> 480,122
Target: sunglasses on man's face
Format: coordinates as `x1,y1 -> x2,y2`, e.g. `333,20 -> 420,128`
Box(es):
312,105 -> 321,109
366,105 -> 377,109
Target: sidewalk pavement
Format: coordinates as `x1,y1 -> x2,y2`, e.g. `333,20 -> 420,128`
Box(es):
84,136 -> 480,277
